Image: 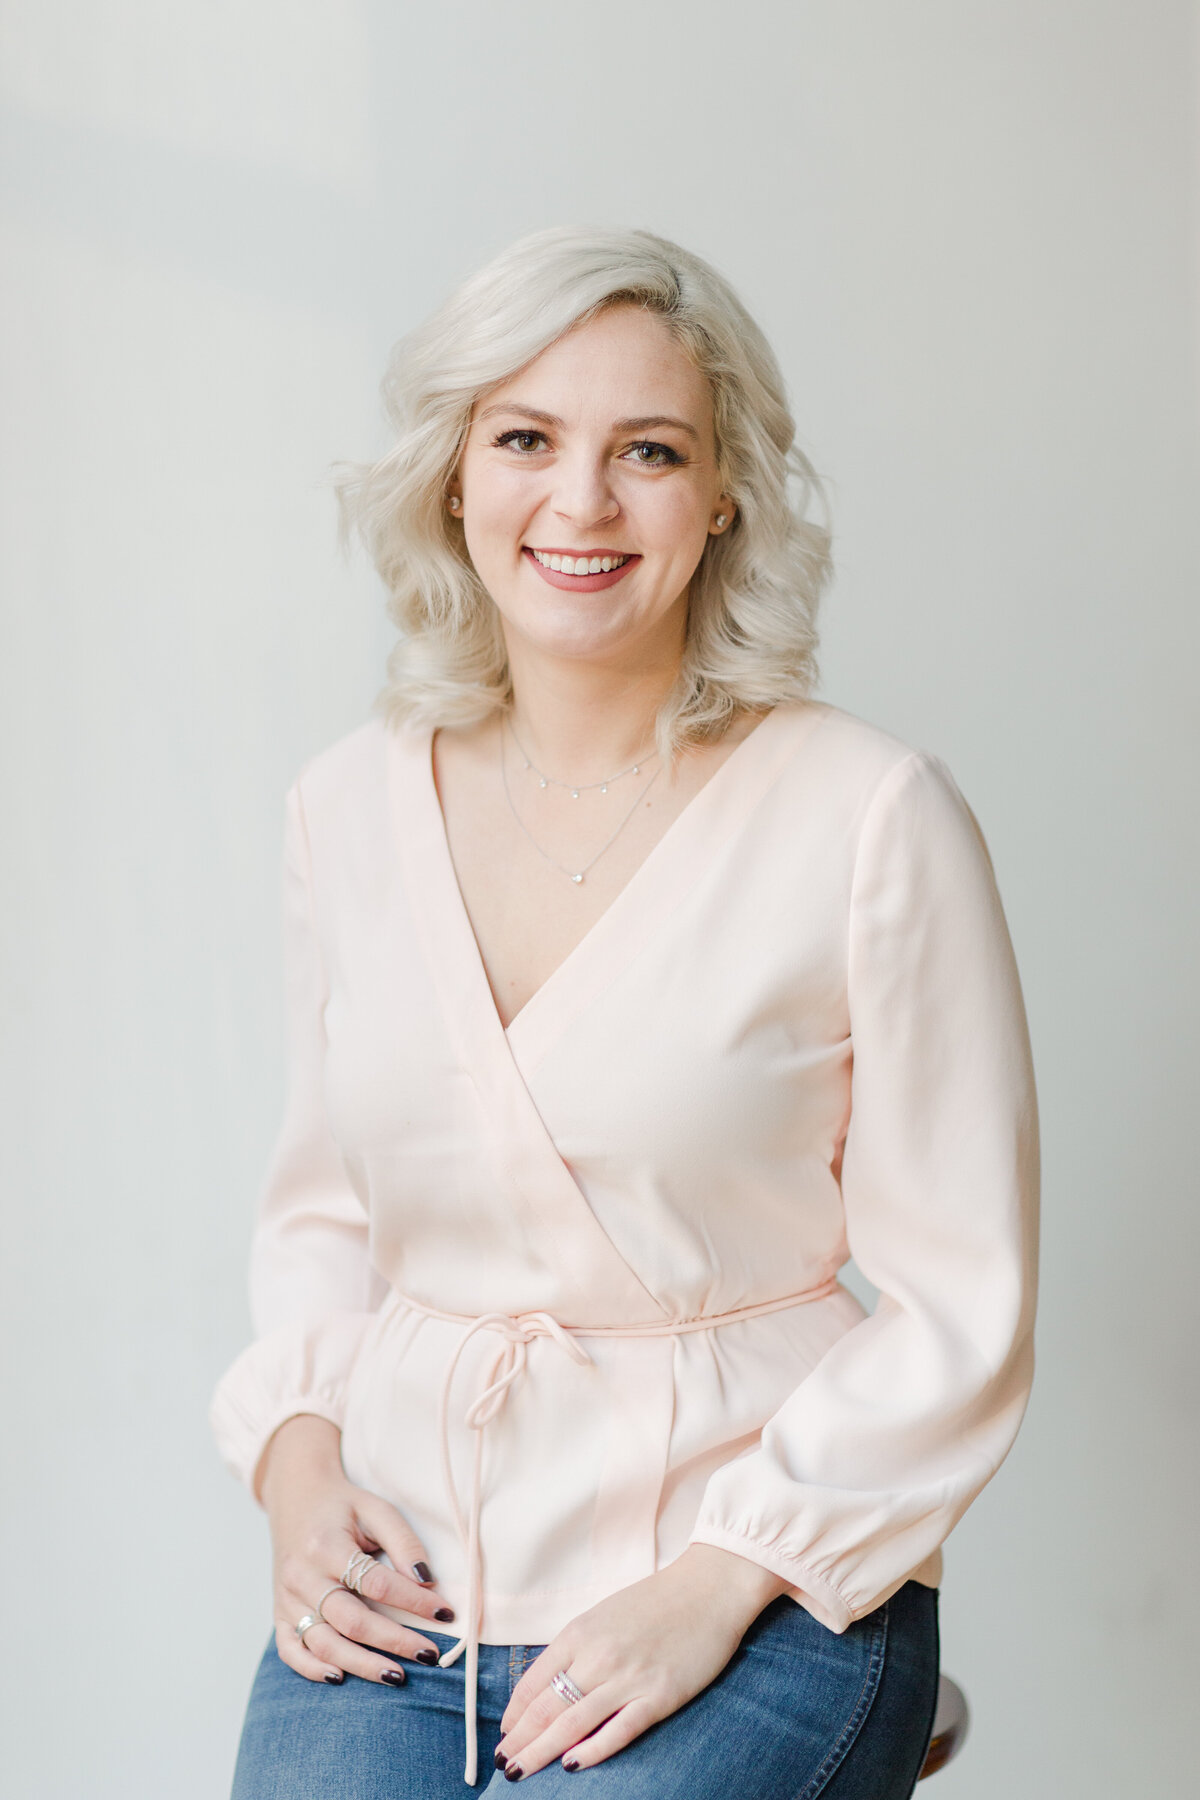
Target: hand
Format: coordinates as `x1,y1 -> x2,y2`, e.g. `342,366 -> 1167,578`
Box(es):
494,1544 -> 791,1778
260,1414 -> 457,1685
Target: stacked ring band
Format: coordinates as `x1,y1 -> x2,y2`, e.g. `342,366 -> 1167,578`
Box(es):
316,1583 -> 346,1622
342,1550 -> 379,1595
551,1670 -> 586,1706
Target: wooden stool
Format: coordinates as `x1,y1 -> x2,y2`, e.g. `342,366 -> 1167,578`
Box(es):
917,1675 -> 969,1779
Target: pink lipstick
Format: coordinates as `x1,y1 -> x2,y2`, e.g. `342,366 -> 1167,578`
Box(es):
523,546 -> 640,593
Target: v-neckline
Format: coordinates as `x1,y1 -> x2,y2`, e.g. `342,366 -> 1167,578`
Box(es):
395,699 -> 825,1073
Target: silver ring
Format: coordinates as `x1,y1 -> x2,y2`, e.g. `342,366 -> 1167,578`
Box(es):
294,1612 -> 321,1644
316,1583 -> 347,1623
551,1669 -> 585,1706
342,1550 -> 379,1596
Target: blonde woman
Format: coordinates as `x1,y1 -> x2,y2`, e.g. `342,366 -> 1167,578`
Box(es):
211,227 -> 1039,1799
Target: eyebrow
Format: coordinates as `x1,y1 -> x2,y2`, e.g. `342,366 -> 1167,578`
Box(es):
476,403 -> 699,440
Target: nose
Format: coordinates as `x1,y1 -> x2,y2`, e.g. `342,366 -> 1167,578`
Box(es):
551,447 -> 620,529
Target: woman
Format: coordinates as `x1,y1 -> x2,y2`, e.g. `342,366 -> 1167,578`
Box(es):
211,226 -> 1039,1800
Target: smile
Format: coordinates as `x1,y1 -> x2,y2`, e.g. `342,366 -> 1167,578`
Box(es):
529,549 -> 630,574
523,546 -> 640,593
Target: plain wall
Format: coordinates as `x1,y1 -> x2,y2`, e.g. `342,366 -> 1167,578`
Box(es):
1,4 -> 1197,1795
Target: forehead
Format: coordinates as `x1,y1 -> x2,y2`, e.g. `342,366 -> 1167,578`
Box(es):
473,305 -> 712,425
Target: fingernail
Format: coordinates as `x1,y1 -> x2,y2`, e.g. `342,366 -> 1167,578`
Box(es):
494,1748 -> 508,1770
416,1648 -> 439,1665
380,1668 -> 406,1686
504,1765 -> 523,1782
323,1672 -> 344,1685
412,1561 -> 434,1584
434,1607 -> 455,1622
563,1758 -> 580,1772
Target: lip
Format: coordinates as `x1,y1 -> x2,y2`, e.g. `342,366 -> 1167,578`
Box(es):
522,546 -> 641,593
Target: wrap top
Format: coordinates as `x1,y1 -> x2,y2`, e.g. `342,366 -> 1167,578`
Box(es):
209,697 -> 1040,1783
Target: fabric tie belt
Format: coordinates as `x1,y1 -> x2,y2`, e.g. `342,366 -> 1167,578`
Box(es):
393,1278 -> 840,1785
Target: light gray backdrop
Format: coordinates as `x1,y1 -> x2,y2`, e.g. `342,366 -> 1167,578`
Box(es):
2,4 -> 1197,1796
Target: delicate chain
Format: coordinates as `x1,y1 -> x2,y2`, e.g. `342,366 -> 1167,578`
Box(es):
505,716 -> 657,798
500,724 -> 663,885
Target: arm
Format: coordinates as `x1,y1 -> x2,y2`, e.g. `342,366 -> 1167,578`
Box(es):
209,776 -> 459,1682
209,778 -> 388,1505
687,748 -> 1041,1630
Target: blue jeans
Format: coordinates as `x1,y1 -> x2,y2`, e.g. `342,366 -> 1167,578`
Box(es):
231,1581 -> 939,1800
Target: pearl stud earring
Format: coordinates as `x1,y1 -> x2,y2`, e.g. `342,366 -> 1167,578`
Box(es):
448,495 -> 462,513
715,513 -> 727,529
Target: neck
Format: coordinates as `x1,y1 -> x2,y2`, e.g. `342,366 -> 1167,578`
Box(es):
503,638 -> 682,783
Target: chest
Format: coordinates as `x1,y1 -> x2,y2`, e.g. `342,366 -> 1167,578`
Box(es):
432,722 -> 759,1030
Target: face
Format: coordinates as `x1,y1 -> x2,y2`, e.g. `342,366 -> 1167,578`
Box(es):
451,305 -> 734,669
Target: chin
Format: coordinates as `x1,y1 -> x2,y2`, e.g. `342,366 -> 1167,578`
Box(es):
507,604 -> 637,659
526,628 -> 632,664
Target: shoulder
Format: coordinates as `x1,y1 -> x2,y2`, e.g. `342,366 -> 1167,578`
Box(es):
774,698 -> 958,802
280,713 -> 429,901
761,702 -> 990,884
289,710 -> 431,818
290,714 -> 390,806
284,713 -> 426,864
798,694 -> 928,766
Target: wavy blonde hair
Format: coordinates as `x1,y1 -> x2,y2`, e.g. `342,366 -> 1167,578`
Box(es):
336,226 -> 832,755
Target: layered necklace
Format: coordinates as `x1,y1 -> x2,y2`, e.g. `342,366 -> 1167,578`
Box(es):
500,717 -> 662,885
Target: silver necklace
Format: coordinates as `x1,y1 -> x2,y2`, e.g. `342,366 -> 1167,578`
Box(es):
505,717 -> 656,798
500,724 -> 663,885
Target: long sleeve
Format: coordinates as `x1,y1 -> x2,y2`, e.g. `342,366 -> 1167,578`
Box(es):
688,748 -> 1040,1630
208,778 -> 387,1503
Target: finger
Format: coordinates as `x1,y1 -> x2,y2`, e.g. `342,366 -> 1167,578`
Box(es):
273,1620 -> 347,1685
351,1552 -> 458,1628
352,1495 -> 457,1623
318,1586 -> 443,1665
280,1617 -> 411,1687
500,1642 -> 567,1733
354,1490 -> 439,1588
496,1684 -> 620,1777
554,1696 -> 660,1771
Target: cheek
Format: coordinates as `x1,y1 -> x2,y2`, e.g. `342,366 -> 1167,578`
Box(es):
463,481 -> 535,570
631,481 -> 712,550
465,459 -> 540,517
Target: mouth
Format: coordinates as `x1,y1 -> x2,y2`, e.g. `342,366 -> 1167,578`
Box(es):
523,546 -> 641,592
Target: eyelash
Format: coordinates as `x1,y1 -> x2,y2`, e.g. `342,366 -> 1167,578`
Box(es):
491,429 -> 684,467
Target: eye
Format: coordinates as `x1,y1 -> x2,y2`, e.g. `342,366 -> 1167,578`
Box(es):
493,429 -> 548,454
624,440 -> 684,468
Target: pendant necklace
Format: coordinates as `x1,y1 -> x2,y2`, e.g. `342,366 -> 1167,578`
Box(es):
500,719 -> 663,885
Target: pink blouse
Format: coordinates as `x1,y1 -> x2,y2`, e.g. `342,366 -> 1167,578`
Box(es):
210,698 -> 1040,1784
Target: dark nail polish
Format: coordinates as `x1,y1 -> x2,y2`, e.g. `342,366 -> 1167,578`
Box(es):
563,1758 -> 580,1772
412,1561 -> 434,1584
504,1765 -> 523,1782
380,1668 -> 406,1686
416,1648 -> 439,1665
434,1607 -> 455,1622
323,1672 -> 344,1685
493,1748 -> 508,1770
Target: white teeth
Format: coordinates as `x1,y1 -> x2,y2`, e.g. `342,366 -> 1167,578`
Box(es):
531,549 -> 629,574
